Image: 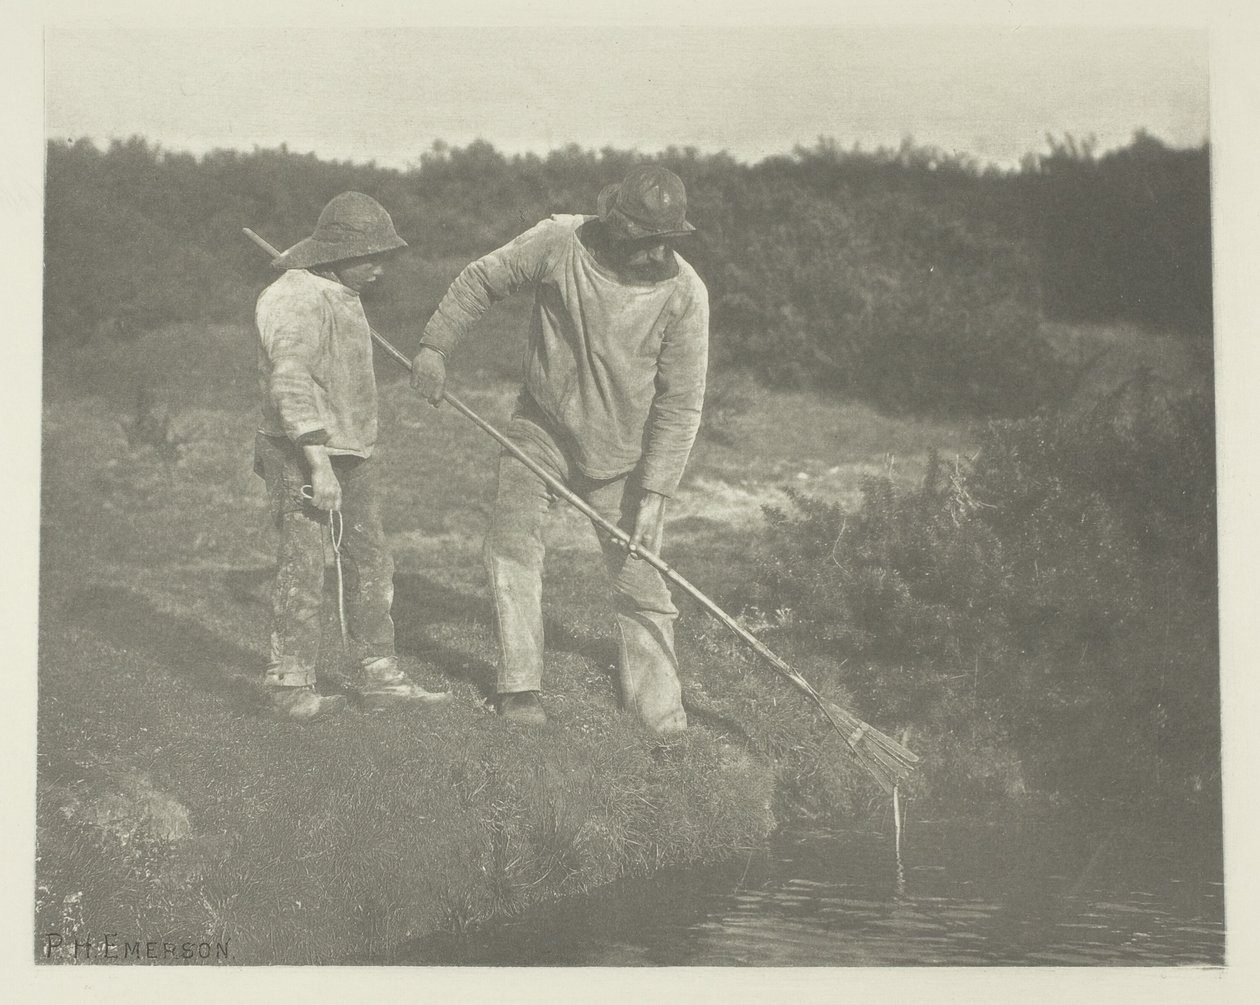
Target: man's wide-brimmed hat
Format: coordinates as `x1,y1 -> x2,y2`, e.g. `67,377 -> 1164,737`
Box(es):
272,192 -> 408,270
597,165 -> 696,241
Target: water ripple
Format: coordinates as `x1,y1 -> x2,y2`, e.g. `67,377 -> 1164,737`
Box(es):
400,812 -> 1225,966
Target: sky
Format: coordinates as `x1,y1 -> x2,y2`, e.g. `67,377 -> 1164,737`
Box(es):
44,22 -> 1209,169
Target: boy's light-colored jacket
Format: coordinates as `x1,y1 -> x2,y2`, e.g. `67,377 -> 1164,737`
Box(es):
256,269 -> 379,458
420,215 -> 709,497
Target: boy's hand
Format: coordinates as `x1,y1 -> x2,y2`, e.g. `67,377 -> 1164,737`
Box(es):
302,445 -> 342,511
629,491 -> 667,556
410,346 -> 447,405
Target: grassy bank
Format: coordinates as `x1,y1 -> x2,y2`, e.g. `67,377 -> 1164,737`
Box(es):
37,282 -> 973,962
37,376 -> 781,963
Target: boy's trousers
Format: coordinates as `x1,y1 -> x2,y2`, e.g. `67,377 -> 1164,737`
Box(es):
254,432 -> 395,687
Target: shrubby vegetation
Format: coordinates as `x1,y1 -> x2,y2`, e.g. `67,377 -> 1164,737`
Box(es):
1030,132 -> 1213,336
743,374 -> 1218,806
688,158 -> 1054,414
44,132 -> 1210,416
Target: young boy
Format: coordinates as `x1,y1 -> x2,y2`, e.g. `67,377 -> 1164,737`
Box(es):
255,191 -> 449,720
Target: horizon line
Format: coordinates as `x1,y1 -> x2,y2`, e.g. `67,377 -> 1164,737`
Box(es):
46,127 -> 1211,175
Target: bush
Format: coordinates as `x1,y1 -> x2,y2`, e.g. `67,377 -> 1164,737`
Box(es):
971,370 -> 1217,587
679,153 -> 1063,416
1025,131 -> 1213,337
743,376 -> 1218,803
751,462 -> 1014,723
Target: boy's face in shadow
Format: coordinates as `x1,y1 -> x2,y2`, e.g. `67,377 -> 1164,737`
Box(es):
333,255 -> 388,293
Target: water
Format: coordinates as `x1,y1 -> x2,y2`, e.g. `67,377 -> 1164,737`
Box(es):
402,810 -> 1224,966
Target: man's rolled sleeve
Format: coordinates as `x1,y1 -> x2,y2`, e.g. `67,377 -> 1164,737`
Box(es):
259,291 -> 328,443
639,284 -> 710,497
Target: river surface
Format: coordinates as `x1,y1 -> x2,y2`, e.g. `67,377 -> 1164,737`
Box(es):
403,808 -> 1224,966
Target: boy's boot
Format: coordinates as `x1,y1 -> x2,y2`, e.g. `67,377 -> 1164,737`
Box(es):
356,656 -> 451,710
268,684 -> 347,722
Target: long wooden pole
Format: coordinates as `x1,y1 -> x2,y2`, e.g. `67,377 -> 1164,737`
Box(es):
244,228 -> 918,783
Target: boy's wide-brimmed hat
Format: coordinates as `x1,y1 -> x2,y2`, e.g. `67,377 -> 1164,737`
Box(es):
597,165 -> 696,241
272,192 -> 408,270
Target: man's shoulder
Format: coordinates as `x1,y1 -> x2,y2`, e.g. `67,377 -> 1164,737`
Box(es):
547,213 -> 588,230
496,216 -> 584,259
518,214 -> 585,244
670,253 -> 709,301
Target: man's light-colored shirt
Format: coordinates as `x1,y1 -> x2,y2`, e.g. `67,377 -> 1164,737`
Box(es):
421,215 -> 709,497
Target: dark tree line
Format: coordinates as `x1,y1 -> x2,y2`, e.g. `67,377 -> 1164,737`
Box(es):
44,132 -> 1212,417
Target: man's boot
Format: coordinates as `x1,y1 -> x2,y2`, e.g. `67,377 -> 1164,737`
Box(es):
268,684 -> 347,722
495,690 -> 548,726
355,656 -> 451,710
